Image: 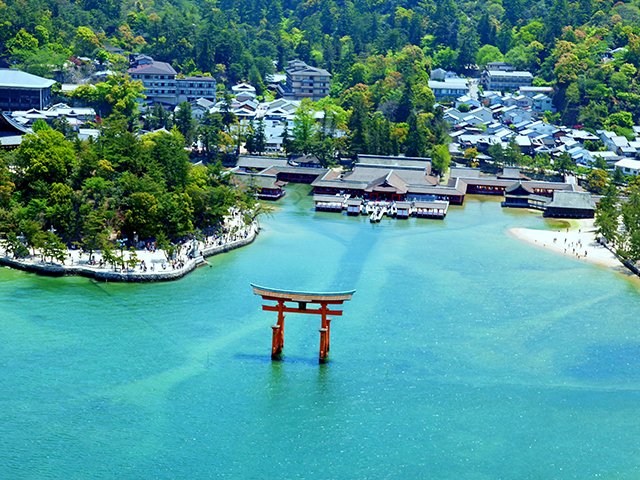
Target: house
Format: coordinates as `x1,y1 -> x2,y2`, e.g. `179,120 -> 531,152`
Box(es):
481,70 -> 534,91
503,94 -> 533,109
232,82 -> 257,102
501,106 -> 532,124
430,68 -> 459,81
277,60 -> 331,102
614,158 -> 640,176
0,69 -> 56,111
532,94 -> 555,113
428,78 -> 470,101
455,95 -> 481,109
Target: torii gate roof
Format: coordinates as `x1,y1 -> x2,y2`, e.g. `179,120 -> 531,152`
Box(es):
251,284 -> 356,303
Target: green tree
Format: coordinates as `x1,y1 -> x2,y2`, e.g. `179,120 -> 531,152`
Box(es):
17,130 -> 76,187
174,101 -> 196,145
70,74 -> 146,124
586,169 -> 608,195
595,183 -> 619,244
431,144 -> 451,175
123,192 -> 159,240
292,100 -> 317,154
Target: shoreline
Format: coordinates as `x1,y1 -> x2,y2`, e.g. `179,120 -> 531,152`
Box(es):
0,221 -> 259,283
507,219 -> 634,275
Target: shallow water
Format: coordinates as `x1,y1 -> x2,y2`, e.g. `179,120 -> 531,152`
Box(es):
1,184 -> 639,479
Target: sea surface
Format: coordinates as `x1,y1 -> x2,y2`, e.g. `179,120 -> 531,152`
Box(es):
1,183 -> 640,479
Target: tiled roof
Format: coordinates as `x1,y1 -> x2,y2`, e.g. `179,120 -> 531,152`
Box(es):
128,61 -> 177,76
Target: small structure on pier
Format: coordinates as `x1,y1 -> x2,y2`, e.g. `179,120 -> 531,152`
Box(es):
251,284 -> 356,363
314,194 -> 347,211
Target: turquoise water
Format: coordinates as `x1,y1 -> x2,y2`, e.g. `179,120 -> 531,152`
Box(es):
2,183 -> 640,479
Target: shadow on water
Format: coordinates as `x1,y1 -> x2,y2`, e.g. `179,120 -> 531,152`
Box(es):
566,344 -> 640,380
233,353 -> 320,366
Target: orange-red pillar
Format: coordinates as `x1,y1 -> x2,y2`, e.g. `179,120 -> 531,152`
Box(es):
319,304 -> 329,363
319,328 -> 328,363
271,324 -> 281,358
271,300 -> 285,359
326,317 -> 332,351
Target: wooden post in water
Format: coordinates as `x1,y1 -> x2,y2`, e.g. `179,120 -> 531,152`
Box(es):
319,328 -> 328,363
271,300 -> 286,358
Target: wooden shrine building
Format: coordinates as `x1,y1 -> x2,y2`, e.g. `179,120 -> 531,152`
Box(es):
251,284 -> 356,363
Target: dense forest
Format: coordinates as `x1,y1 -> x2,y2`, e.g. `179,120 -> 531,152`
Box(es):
4,0 -> 640,256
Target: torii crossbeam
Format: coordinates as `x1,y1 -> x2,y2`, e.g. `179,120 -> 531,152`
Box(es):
251,284 -> 356,363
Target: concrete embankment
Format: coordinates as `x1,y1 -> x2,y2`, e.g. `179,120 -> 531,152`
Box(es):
0,224 -> 258,283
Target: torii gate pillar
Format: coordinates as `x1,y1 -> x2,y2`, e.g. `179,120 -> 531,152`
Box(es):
252,284 -> 355,363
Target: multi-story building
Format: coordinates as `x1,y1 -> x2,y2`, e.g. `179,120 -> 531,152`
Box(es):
481,70 -> 534,92
176,75 -> 217,103
277,60 -> 331,102
0,69 -> 56,111
128,61 -> 178,105
128,57 -> 217,105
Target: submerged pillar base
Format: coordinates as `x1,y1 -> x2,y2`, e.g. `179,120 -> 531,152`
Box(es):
271,324 -> 282,359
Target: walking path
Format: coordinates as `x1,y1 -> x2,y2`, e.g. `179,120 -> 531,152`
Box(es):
0,209 -> 259,282
509,219 -> 630,274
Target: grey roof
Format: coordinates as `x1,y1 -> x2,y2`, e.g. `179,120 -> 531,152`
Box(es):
344,165 -> 436,186
357,154 -> 432,172
450,167 -> 481,178
485,70 -> 533,78
0,68 -> 56,89
275,166 -> 328,175
286,60 -> 331,77
128,61 -> 177,76
546,191 -> 595,210
183,75 -> 216,82
0,113 -> 31,136
236,155 -> 289,170
314,194 -> 346,203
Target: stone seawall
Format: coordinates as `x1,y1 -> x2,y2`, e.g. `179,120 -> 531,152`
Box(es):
0,224 -> 258,283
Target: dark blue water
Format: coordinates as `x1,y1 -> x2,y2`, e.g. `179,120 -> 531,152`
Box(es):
1,184 -> 639,479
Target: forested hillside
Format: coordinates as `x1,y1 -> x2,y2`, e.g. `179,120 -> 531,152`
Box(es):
3,0 -> 640,129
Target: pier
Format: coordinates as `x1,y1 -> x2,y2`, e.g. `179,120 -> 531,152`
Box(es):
314,194 -> 449,220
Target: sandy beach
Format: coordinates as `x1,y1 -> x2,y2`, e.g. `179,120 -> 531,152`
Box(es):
508,219 -> 630,274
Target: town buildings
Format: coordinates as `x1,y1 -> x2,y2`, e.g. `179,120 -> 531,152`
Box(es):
481,70 -> 534,91
277,60 -> 331,102
127,55 -> 216,105
428,78 -> 470,101
0,69 -> 56,111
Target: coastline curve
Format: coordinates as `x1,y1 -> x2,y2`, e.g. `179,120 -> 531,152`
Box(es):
0,223 -> 259,283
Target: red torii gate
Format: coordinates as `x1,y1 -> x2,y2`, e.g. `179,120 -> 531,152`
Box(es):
251,284 -> 356,363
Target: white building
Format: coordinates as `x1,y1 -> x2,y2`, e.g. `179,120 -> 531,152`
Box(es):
428,78 -> 470,101
614,158 -> 640,176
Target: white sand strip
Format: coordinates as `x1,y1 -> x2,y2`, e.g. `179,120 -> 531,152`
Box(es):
508,219 -> 626,272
